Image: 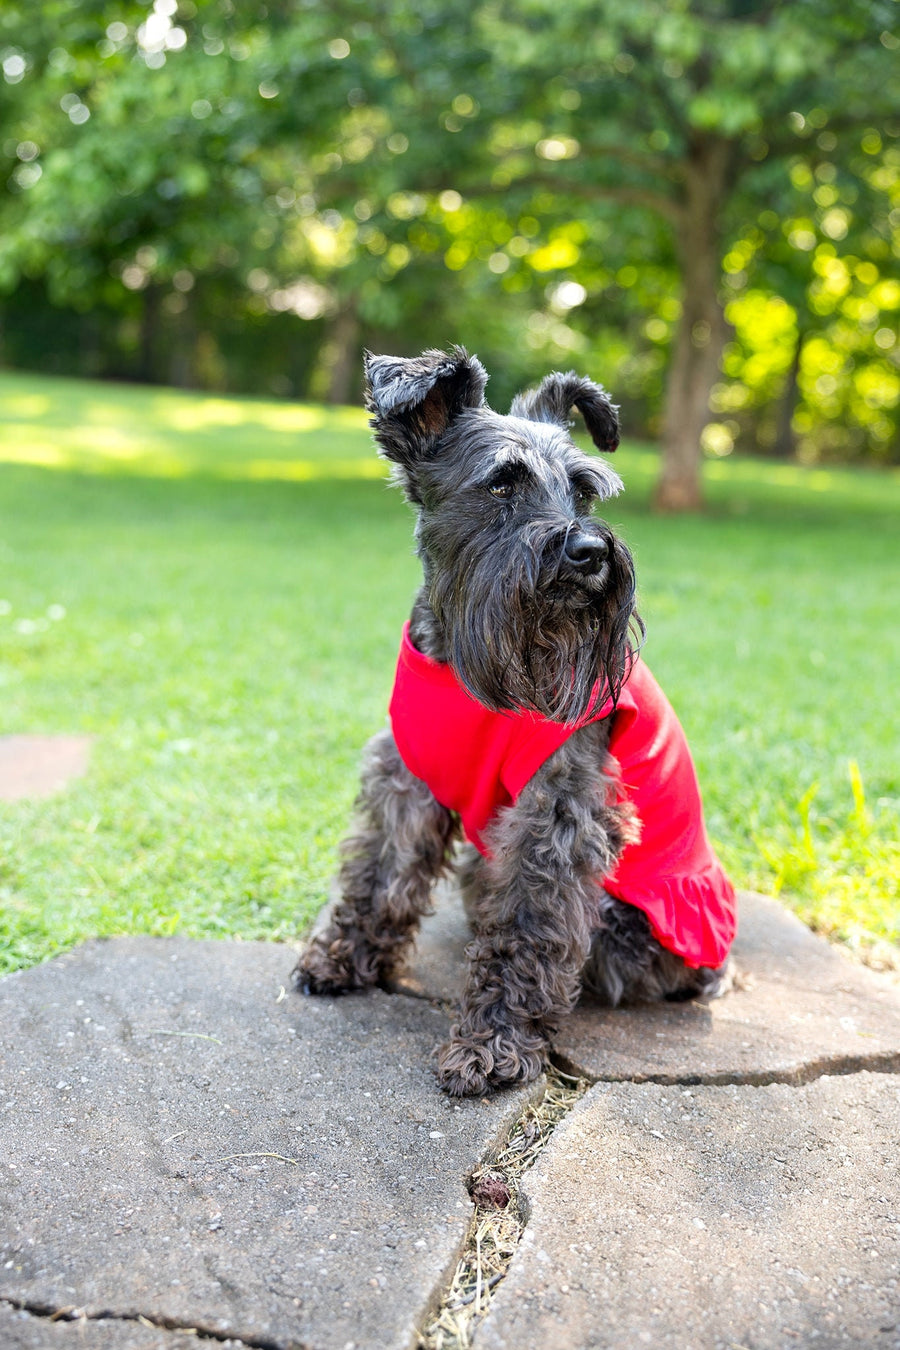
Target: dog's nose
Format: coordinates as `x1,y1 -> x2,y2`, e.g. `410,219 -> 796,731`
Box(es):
563,532 -> 609,574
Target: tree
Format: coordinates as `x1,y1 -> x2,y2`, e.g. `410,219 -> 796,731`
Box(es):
464,0 -> 900,506
0,0 -> 509,392
717,132 -> 900,464
2,0 -> 898,494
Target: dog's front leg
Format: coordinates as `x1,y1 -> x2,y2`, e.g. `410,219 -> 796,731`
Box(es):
437,730 -> 630,1096
294,728 -> 459,994
436,850 -> 596,1096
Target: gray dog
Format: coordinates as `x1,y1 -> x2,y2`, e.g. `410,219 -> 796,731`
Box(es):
295,347 -> 736,1097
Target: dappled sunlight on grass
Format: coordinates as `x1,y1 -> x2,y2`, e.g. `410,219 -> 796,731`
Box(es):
159,395 -> 369,436
237,458 -> 386,481
0,428 -> 388,481
704,453 -> 900,502
0,371 -> 376,480
2,393 -> 54,419
5,370 -> 898,507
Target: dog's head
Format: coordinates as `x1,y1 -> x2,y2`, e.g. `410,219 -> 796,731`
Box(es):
365,346 -> 642,722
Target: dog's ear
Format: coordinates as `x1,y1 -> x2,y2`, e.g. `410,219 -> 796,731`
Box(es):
364,347 -> 488,473
510,372 -> 619,452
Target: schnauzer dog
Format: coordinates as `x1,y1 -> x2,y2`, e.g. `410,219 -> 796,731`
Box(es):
295,347 -> 736,1097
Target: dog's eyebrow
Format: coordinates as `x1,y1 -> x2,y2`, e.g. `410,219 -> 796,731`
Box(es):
569,462 -> 610,492
569,458 -> 624,500
482,443 -> 547,481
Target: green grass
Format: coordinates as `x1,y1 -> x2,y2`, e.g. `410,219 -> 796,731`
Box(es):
1,370 -> 898,973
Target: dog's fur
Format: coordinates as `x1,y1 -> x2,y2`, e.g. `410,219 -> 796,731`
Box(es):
294,347 -> 729,1097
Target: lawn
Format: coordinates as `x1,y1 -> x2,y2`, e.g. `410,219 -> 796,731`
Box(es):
1,370 -> 898,973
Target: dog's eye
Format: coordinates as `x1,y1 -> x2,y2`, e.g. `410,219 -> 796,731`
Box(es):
572,482 -> 597,512
488,480 -> 515,500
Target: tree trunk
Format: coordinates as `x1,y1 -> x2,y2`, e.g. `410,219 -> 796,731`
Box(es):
322,303 -> 360,405
168,296 -> 196,389
138,284 -> 161,383
772,328 -> 803,459
654,137 -> 733,513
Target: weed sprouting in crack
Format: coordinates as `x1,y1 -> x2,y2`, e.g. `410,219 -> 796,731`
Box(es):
417,1065 -> 591,1350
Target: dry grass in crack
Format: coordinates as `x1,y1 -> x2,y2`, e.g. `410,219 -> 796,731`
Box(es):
418,1066 -> 590,1350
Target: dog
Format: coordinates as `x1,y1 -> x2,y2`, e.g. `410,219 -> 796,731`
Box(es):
294,347 -> 736,1097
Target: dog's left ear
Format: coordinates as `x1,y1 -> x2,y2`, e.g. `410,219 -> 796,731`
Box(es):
364,347 -> 488,473
510,372 -> 620,452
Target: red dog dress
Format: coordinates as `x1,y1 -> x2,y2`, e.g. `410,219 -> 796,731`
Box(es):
389,623 -> 736,970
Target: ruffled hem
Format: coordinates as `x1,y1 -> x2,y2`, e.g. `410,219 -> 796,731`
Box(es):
603,865 -> 737,970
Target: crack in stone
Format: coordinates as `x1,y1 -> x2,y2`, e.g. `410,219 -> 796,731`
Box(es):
0,1297 -> 304,1350
411,1039 -> 900,1350
553,1046 -> 900,1089
415,1066 -> 590,1350
387,974 -> 900,1091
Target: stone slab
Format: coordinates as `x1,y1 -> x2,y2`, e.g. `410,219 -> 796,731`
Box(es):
477,1071 -> 900,1350
0,939 -> 536,1350
0,736 -> 93,801
395,887 -> 900,1084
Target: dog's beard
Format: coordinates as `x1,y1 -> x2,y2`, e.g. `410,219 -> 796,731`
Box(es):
430,531 -> 642,723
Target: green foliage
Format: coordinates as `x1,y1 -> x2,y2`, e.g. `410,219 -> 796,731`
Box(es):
711,119 -> 900,463
0,373 -> 898,971
0,0 -> 898,458
759,765 -> 899,964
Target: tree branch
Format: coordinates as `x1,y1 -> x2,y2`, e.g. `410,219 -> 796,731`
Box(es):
579,143 -> 681,181
488,172 -> 686,226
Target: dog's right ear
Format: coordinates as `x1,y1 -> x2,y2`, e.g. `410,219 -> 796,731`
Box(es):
364,347 -> 488,484
510,372 -> 619,452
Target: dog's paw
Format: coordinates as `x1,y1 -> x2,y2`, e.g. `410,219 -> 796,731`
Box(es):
291,938 -> 364,996
436,1031 -> 546,1097
436,1038 -> 494,1097
693,955 -> 738,1002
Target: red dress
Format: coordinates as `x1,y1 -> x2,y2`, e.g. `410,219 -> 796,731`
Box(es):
389,624 -> 736,970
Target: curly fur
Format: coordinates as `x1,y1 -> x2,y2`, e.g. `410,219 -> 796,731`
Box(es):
293,348 -> 731,1096
297,729 -> 460,994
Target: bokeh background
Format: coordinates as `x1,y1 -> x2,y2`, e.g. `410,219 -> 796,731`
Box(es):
2,0 -> 899,506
